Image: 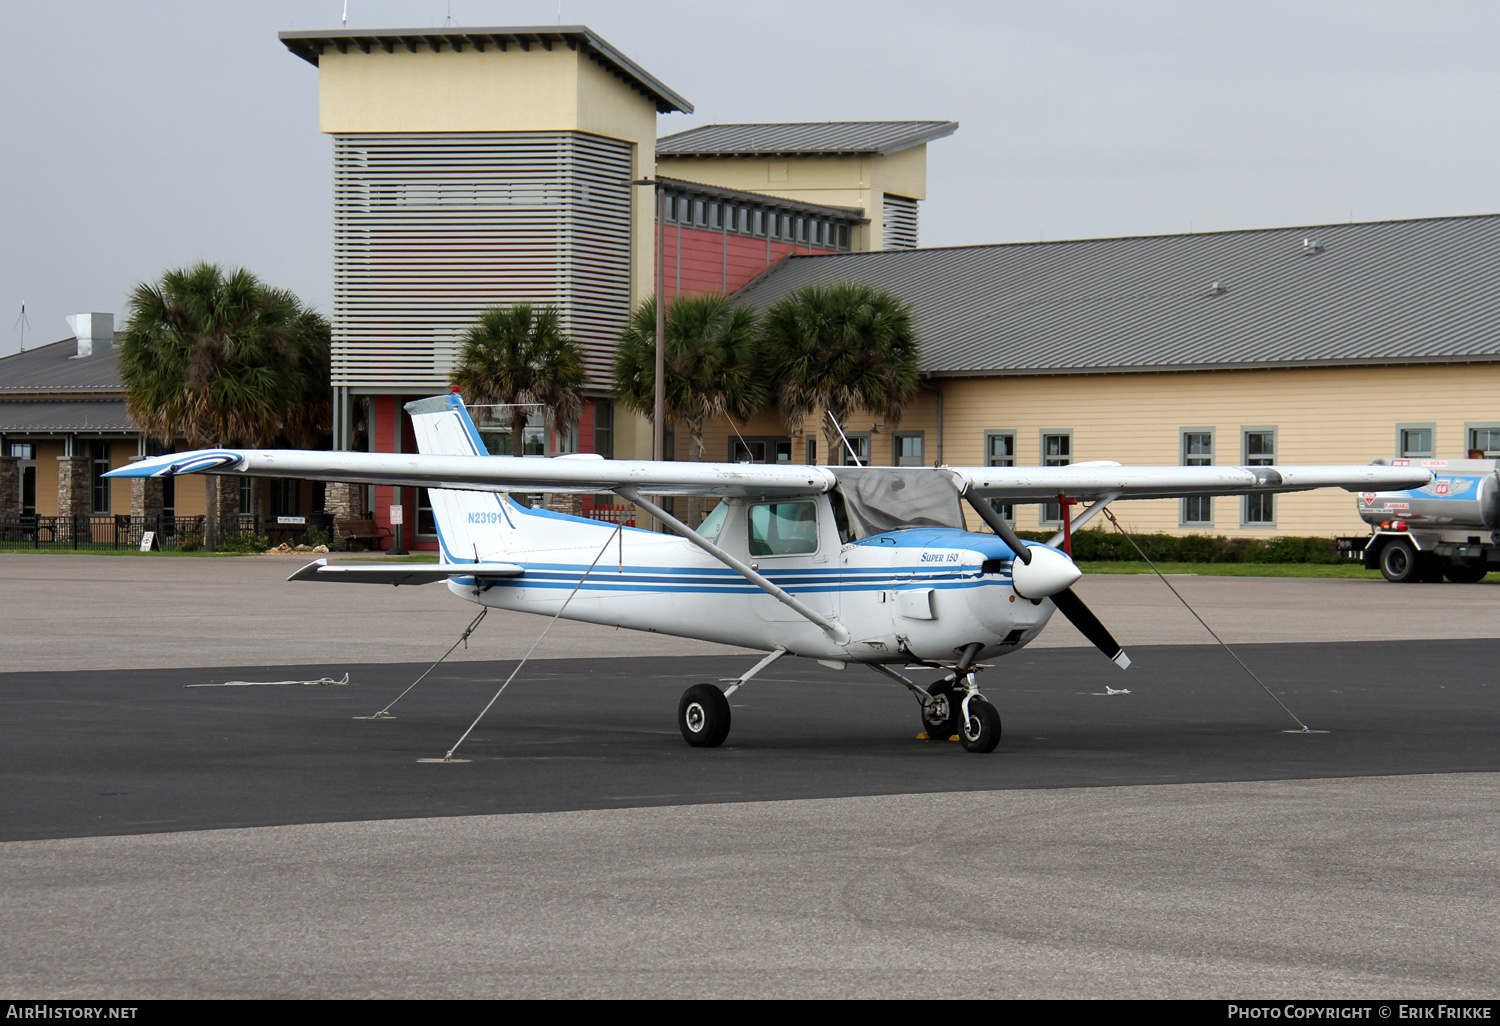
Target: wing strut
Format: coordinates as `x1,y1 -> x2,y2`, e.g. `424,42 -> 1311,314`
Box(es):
616,486 -> 852,646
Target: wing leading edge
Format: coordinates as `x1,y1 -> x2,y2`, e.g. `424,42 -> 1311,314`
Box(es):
107,449 -> 1431,502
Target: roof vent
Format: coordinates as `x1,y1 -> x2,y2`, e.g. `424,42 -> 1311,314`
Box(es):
66,312 -> 114,359
1207,281 -> 1228,296
1303,238 -> 1325,254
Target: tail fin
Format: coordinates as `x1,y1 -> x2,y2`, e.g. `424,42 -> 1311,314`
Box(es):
404,393 -> 513,563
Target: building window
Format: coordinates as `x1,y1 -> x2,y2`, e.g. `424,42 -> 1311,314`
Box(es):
270,479 -> 300,518
894,432 -> 924,467
1243,428 -> 1276,526
593,401 -> 614,459
1466,425 -> 1500,457
1398,425 -> 1434,458
89,441 -> 111,514
1041,431 -> 1072,523
238,478 -> 254,516
985,431 -> 1016,522
843,434 -> 871,466
12,442 -> 36,517
1182,430 -> 1213,526
730,437 -> 792,464
416,488 -> 435,536
805,437 -> 817,464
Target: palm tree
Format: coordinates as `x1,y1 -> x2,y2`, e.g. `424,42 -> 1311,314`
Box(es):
450,304 -> 586,459
760,281 -> 919,465
614,294 -> 765,524
119,262 -> 331,547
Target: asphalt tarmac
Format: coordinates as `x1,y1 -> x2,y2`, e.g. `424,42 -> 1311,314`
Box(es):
2,555 -> 1498,998
4,641 -> 1499,841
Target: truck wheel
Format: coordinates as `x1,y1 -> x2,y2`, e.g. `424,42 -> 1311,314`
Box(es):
1379,539 -> 1422,583
1443,565 -> 1488,584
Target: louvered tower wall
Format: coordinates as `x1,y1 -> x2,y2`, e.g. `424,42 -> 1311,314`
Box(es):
331,132 -> 633,390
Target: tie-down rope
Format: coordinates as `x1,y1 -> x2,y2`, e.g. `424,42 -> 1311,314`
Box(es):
1101,508 -> 1318,733
354,607 -> 490,720
430,523 -> 624,763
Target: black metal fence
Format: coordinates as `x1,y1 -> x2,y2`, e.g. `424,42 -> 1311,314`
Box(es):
0,513 -> 336,552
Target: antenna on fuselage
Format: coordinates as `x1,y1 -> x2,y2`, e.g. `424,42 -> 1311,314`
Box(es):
826,411 -> 863,467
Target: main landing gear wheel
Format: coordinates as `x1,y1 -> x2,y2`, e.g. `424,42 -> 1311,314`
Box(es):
1380,538 -> 1422,583
920,692 -> 957,740
679,683 -> 731,748
959,697 -> 1001,753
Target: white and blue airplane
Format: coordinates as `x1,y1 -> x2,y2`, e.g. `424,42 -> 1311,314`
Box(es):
108,393 -> 1431,753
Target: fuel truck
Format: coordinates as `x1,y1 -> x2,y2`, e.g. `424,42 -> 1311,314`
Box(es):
1340,458 -> 1500,583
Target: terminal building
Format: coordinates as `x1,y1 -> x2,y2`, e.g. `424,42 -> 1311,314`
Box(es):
2,22 -> 1497,546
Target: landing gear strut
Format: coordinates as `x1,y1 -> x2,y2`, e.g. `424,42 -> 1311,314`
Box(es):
875,643 -> 1004,753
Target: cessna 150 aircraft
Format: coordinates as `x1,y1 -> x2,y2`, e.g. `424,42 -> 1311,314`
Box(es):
109,393 -> 1431,753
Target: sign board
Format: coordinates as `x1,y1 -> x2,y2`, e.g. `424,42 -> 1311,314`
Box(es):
389,505 -> 404,526
139,531 -> 157,552
277,516 -> 306,525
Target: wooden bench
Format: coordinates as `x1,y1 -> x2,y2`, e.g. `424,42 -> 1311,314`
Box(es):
335,518 -> 393,551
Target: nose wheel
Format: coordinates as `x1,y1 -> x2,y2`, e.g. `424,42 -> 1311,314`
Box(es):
958,694 -> 1001,753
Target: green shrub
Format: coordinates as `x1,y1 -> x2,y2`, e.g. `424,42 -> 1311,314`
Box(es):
178,535 -> 202,552
1012,525 -> 1345,564
219,533 -> 270,554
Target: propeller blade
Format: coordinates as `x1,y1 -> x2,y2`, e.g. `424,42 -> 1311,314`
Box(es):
1050,587 -> 1131,669
965,492 -> 1031,565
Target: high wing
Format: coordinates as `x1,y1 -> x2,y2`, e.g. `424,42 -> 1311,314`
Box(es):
107,448 -> 839,498
949,461 -> 1433,502
109,449 -> 1431,501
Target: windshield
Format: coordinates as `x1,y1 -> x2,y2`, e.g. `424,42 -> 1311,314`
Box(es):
696,501 -> 730,543
829,467 -> 966,539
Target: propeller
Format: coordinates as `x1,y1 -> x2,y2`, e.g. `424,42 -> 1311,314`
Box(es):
964,492 -> 1131,670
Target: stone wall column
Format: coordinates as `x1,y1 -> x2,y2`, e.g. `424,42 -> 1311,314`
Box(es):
323,480 -> 364,520
57,456 -> 91,519
212,475 -> 241,534
128,458 -> 164,545
0,455 -> 18,518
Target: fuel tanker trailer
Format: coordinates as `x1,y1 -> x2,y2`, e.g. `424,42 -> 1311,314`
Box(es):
1340,457 -> 1500,583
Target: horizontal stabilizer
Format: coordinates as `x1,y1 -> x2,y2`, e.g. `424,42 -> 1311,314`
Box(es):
287,559 -> 524,586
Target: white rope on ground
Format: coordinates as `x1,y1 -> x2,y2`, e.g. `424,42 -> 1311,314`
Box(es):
1101,508 -> 1321,733
355,607 -> 488,720
428,523 -> 624,763
188,673 -> 351,688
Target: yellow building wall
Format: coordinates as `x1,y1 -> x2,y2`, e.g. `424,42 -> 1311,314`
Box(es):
690,363 -> 1500,539
656,144 -> 930,253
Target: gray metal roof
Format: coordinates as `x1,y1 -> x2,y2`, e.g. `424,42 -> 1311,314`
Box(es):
656,176 -> 866,220
0,338 -> 123,393
657,121 -> 958,158
730,213 -> 1500,377
279,26 -> 693,114
0,400 -> 134,434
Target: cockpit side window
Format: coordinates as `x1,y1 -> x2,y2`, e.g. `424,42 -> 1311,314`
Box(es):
748,501 -> 819,556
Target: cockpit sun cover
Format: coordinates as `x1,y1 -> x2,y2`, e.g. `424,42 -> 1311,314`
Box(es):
830,467 -> 967,538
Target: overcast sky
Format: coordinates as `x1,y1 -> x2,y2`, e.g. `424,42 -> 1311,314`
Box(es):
3,0 -> 1496,356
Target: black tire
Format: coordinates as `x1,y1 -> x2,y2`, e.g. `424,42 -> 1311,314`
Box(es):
1444,565 -> 1488,584
678,683 -> 731,748
1379,538 -> 1422,583
920,692 -> 956,740
959,697 -> 1002,753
